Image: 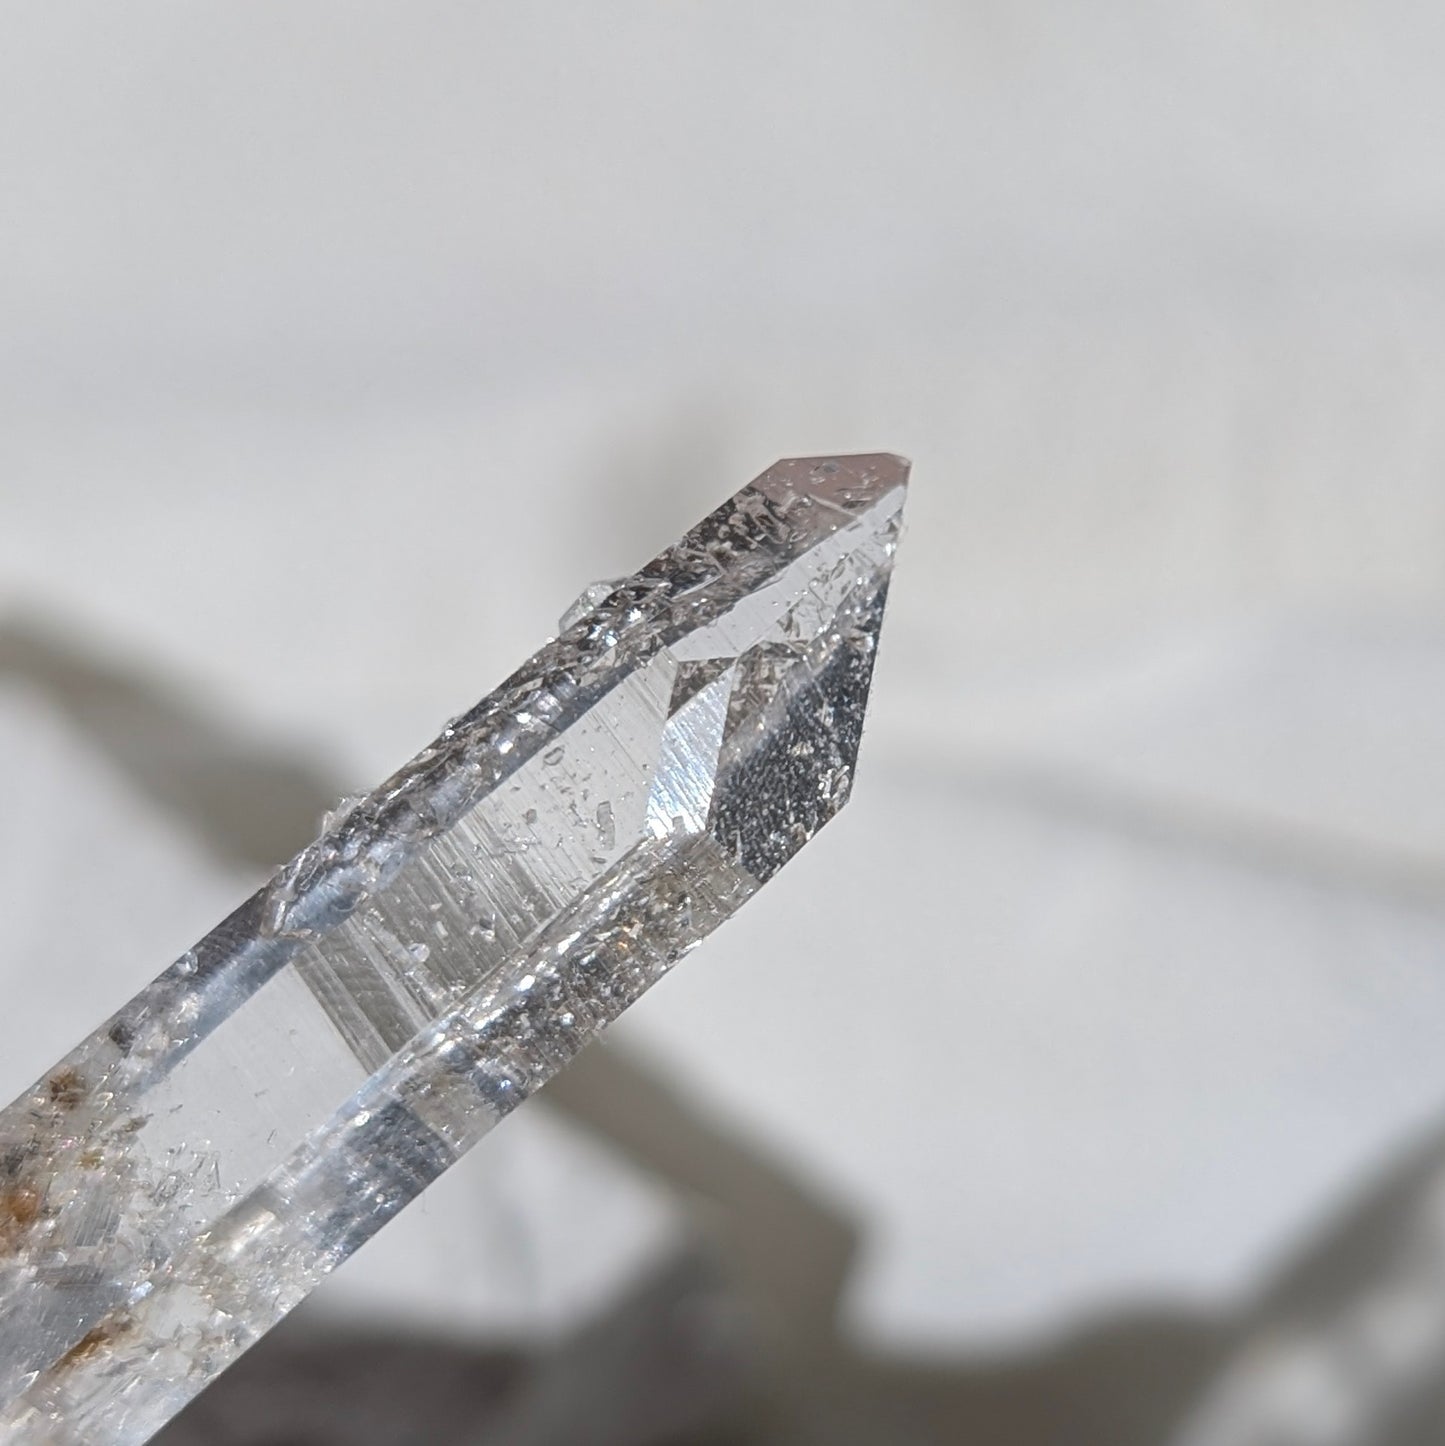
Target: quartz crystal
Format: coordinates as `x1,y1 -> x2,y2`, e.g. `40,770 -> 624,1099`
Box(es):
0,454 -> 909,1445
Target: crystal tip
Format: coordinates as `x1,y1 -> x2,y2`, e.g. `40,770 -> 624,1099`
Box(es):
766,452 -> 911,498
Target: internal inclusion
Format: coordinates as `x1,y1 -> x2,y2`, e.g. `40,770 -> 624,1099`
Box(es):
0,454 -> 908,1446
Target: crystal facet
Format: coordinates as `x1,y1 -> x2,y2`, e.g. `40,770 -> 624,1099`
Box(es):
0,454 -> 908,1445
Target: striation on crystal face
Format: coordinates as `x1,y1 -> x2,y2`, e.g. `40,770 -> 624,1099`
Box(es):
0,454 -> 909,1446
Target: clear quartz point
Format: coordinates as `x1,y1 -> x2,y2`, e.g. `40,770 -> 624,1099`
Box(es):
0,453 -> 909,1445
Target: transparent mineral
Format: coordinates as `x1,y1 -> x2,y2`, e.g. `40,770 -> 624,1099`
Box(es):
0,454 -> 909,1445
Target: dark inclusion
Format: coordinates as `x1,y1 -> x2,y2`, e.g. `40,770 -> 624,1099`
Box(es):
712,582 -> 888,882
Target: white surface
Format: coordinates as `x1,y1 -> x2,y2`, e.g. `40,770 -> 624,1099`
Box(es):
6,2 -> 1445,1352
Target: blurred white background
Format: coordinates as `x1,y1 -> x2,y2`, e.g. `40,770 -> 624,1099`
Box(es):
8,5 -> 1445,1442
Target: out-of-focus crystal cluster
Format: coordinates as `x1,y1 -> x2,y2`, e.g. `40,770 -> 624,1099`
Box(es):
0,454 -> 908,1446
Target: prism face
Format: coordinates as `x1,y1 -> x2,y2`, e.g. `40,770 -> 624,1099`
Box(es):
0,455 -> 908,1446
